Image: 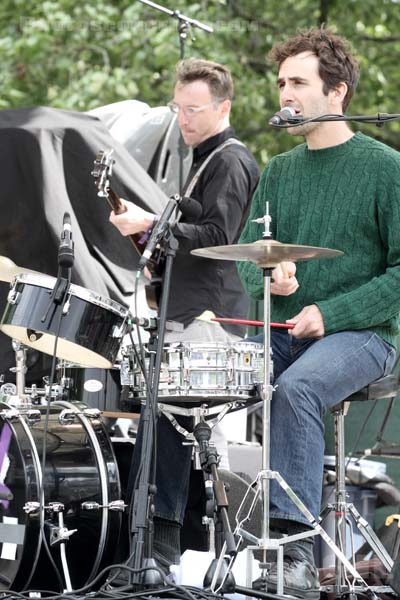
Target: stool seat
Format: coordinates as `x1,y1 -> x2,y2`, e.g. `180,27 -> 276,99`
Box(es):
346,373 -> 399,403
331,373 -> 399,413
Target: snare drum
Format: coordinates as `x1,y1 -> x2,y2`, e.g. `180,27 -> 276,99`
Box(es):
127,341 -> 263,404
0,273 -> 128,368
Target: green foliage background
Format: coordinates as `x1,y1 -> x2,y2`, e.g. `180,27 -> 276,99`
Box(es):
1,0 -> 400,166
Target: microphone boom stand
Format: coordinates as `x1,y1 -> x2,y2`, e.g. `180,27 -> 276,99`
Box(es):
136,0 -> 213,193
272,111 -> 400,129
128,227 -> 179,587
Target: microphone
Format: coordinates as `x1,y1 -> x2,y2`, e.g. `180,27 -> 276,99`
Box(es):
138,196 -> 179,271
269,106 -> 299,126
179,196 -> 203,221
58,212 -> 74,269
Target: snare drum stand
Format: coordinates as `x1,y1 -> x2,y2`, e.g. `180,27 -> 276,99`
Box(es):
127,226 -> 179,587
211,206 -> 368,597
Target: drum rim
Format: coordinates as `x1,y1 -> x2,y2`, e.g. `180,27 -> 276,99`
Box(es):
12,273 -> 129,318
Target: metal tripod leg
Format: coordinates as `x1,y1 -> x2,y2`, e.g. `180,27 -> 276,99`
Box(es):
210,466 -> 367,595
347,503 -> 393,571
322,405 -> 394,595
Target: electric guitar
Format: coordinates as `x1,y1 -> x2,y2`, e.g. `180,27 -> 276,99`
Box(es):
91,149 -> 162,310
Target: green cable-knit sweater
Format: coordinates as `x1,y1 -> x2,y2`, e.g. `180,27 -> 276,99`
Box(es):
238,132 -> 400,348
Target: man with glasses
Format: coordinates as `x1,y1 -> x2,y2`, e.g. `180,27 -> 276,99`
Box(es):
110,58 -> 259,568
111,58 -> 259,343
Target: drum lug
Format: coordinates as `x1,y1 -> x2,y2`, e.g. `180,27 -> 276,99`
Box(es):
108,500 -> 127,512
47,502 -> 65,513
83,407 -> 102,419
26,409 -> 42,424
0,408 -> 21,420
7,288 -> 20,305
62,293 -> 72,315
58,409 -> 77,425
111,324 -> 125,338
24,501 -> 40,514
81,499 -> 127,512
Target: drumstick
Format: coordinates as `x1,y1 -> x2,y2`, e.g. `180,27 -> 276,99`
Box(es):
211,317 -> 294,330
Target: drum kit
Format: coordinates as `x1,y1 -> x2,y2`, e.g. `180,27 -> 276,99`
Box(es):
0,230 -> 353,595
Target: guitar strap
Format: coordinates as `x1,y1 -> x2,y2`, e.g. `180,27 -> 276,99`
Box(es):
179,137 -> 245,322
184,137 -> 245,199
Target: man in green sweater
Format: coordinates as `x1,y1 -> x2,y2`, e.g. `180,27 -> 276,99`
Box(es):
238,27 -> 400,598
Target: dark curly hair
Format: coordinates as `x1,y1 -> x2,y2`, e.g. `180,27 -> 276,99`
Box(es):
270,27 -> 360,111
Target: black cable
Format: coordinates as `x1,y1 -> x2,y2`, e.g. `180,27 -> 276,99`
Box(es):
273,112 -> 400,128
345,399 -> 378,468
25,272 -> 72,592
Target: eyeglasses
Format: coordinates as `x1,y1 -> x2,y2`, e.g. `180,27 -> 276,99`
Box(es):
167,100 -> 222,117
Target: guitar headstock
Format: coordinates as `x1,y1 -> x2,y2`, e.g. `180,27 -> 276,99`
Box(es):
91,149 -> 115,198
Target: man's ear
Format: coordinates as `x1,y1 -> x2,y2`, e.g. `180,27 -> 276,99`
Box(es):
330,81 -> 348,110
220,98 -> 231,118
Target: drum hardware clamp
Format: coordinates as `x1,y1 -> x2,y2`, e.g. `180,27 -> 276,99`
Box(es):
47,505 -> 78,547
49,524 -> 77,547
25,383 -> 64,402
81,500 -> 127,512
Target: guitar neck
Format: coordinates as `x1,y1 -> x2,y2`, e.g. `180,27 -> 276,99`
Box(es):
106,187 -> 144,257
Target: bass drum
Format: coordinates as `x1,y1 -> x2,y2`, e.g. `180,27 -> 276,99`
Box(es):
0,401 -> 121,591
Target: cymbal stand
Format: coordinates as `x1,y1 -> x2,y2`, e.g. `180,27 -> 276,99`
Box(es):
211,204 -> 368,596
7,340 -> 29,408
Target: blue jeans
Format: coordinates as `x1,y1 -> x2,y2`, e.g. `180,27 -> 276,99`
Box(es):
255,329 -> 395,525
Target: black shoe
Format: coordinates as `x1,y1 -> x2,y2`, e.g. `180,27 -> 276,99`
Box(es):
253,544 -> 320,599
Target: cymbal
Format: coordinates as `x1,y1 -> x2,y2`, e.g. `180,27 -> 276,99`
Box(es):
0,256 -> 42,283
191,239 -> 343,267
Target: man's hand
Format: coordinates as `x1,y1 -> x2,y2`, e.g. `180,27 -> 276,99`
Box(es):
109,198 -> 156,236
271,261 -> 299,296
287,304 -> 325,339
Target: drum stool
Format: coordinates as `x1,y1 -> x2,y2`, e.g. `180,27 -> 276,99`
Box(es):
320,372 -> 400,596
